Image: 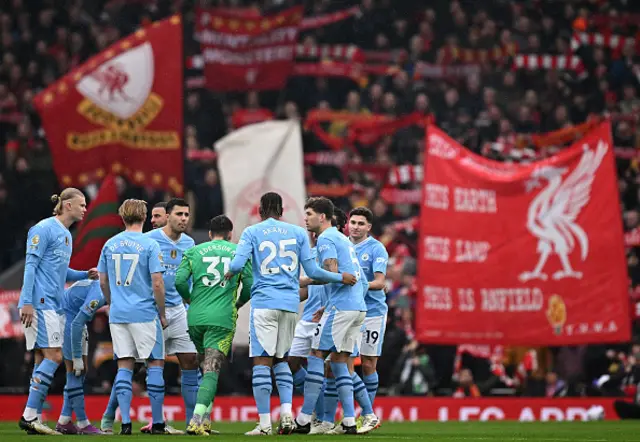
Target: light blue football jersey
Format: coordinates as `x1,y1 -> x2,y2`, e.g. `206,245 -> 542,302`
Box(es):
62,280 -> 106,359
62,279 -> 106,318
354,236 -> 389,317
229,218 -> 342,313
301,247 -> 329,322
316,227 -> 366,312
145,229 -> 195,307
98,231 -> 165,324
18,217 -> 73,311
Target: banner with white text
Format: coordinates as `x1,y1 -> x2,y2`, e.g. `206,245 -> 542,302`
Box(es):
417,122 -> 630,345
196,6 -> 302,91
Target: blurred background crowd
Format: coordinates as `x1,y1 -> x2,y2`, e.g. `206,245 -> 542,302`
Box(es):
0,0 -> 640,402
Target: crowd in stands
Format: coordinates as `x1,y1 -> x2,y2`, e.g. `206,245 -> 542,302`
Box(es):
1,0 -> 639,401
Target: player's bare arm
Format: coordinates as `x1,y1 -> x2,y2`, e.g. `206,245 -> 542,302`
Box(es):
203,348 -> 225,374
99,272 -> 111,305
321,258 -> 356,285
368,272 -> 386,290
151,272 -> 167,328
311,306 -> 325,322
300,276 -> 329,287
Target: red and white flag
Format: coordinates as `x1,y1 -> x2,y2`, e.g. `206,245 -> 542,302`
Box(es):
416,122 -> 630,345
196,6 -> 303,91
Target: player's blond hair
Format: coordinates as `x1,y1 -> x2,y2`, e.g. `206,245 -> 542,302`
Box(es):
118,199 -> 147,225
51,188 -> 85,215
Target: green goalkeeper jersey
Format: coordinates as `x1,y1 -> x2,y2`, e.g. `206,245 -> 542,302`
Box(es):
175,239 -> 252,330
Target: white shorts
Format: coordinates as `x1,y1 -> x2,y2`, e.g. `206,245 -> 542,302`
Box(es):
289,320 -> 317,357
249,308 -> 297,358
360,315 -> 387,357
164,305 -> 197,356
313,308 -> 366,354
22,309 -> 65,351
110,318 -> 164,360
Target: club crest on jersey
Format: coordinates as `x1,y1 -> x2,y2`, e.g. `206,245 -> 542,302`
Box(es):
69,42 -> 179,151
171,249 -> 177,259
361,253 -> 369,261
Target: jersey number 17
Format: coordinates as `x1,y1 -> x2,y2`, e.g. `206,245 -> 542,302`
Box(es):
112,254 -> 139,286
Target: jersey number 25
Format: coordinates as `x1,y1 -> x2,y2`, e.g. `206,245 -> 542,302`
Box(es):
259,239 -> 298,275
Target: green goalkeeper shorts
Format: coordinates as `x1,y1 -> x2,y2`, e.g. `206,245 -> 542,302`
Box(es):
188,325 -> 235,356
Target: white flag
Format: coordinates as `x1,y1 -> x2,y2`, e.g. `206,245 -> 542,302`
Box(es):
214,120 -> 307,346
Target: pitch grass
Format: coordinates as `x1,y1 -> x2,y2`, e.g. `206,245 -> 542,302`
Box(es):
0,421 -> 638,441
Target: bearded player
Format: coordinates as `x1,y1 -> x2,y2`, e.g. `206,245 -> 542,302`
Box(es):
176,215 -> 252,435
150,202 -> 168,229
295,197 -> 366,435
290,208 -> 348,433
143,198 -> 198,432
297,206 -> 378,435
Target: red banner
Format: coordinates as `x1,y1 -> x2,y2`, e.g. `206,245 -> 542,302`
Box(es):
0,395 -> 618,422
417,122 -> 630,345
33,16 -> 184,194
196,6 -> 302,92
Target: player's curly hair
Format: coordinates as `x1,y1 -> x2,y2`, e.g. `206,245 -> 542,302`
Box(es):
332,207 -> 348,233
259,192 -> 283,220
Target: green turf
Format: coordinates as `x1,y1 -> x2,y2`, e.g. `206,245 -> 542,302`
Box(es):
0,421 -> 638,441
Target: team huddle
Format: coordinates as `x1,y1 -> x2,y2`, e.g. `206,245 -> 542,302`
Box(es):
17,188 -> 389,436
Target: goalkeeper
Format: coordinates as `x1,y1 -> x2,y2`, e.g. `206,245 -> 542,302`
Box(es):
175,215 -> 252,435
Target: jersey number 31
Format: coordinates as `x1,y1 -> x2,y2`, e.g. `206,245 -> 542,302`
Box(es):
202,256 -> 231,287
